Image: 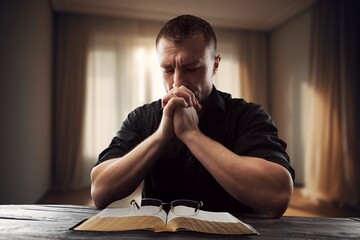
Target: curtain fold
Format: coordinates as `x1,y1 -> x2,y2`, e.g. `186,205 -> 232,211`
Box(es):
52,14 -> 88,189
81,17 -> 164,188
215,28 -> 269,108
303,0 -> 360,205
237,32 -> 269,109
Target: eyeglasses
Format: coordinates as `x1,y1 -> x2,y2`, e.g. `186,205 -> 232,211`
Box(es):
130,198 -> 203,216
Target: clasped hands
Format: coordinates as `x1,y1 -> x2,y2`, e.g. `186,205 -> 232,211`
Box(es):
159,86 -> 202,142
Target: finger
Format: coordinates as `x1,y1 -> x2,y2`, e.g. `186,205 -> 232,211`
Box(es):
174,86 -> 197,107
162,92 -> 173,108
194,102 -> 202,112
168,86 -> 199,109
163,86 -> 202,111
162,88 -> 192,107
177,86 -> 203,111
163,96 -> 188,117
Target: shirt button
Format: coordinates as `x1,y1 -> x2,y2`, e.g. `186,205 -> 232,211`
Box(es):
188,156 -> 193,163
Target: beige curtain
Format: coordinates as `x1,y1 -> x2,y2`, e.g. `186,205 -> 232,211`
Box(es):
215,29 -> 269,108
52,14 -> 165,189
53,14 -> 88,189
237,32 -> 268,109
303,0 -> 360,205
52,14 -> 269,189
81,17 -> 165,187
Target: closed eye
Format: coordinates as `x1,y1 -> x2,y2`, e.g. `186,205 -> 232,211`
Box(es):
185,67 -> 200,72
162,68 -> 174,73
183,62 -> 203,72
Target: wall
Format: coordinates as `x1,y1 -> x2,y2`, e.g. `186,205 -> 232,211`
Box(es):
269,7 -> 312,185
0,0 -> 52,203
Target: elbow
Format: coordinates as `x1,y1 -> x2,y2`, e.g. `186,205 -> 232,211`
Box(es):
90,165 -> 132,209
264,196 -> 291,219
267,186 -> 293,218
91,184 -> 108,209
264,172 -> 294,218
90,167 -> 110,209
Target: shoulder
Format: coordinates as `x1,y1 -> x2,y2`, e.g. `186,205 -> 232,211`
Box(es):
133,99 -> 162,114
122,100 -> 162,136
127,100 -> 162,121
218,90 -> 271,122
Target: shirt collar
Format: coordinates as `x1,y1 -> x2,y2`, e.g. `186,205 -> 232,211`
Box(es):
205,85 -> 227,114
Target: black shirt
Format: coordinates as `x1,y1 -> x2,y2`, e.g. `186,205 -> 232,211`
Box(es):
97,86 -> 295,213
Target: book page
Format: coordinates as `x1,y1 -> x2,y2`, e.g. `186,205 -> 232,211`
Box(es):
166,207 -> 258,235
74,207 -> 168,232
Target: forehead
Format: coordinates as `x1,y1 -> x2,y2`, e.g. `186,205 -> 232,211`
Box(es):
157,34 -> 212,65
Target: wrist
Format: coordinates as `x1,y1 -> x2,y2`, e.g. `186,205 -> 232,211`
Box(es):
154,126 -> 173,144
178,129 -> 202,145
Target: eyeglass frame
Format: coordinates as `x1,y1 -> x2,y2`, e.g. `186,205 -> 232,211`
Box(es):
130,198 -> 204,216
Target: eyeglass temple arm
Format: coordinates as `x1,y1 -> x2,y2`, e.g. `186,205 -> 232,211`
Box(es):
130,199 -> 140,210
195,201 -> 204,212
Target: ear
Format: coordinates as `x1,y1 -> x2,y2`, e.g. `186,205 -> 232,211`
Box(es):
213,55 -> 221,75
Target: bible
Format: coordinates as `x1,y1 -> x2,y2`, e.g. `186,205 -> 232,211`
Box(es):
74,199 -> 258,235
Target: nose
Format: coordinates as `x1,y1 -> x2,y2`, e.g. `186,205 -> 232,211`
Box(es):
172,69 -> 184,88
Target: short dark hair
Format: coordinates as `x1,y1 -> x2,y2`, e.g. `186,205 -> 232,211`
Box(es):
156,15 -> 217,53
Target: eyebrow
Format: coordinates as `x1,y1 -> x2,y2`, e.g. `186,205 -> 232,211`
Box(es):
160,60 -> 202,69
181,60 -> 202,68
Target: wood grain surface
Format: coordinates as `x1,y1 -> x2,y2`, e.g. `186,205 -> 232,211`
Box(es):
0,205 -> 359,239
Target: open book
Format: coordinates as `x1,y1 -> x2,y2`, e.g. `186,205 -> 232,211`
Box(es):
74,205 -> 258,235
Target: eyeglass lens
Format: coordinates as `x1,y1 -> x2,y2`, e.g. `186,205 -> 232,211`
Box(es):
171,200 -> 203,216
131,198 -> 203,216
131,198 -> 162,215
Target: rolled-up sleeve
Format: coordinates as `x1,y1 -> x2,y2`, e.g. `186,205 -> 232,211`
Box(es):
233,104 -> 295,181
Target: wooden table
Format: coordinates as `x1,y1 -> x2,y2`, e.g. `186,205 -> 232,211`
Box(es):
0,205 -> 359,239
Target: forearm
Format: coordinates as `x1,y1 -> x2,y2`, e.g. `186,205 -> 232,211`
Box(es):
91,131 -> 166,209
180,130 -> 293,218
91,92 -> 189,209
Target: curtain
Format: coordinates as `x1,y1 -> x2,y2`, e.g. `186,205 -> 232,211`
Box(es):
303,0 -> 360,205
215,29 -> 269,108
81,17 -> 164,188
52,14 -> 269,189
52,14 -> 89,189
237,32 -> 269,109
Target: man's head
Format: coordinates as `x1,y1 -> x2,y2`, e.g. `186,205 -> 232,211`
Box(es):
156,15 -> 217,56
156,15 -> 221,104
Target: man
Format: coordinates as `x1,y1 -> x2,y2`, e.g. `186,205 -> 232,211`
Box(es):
91,15 -> 295,218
